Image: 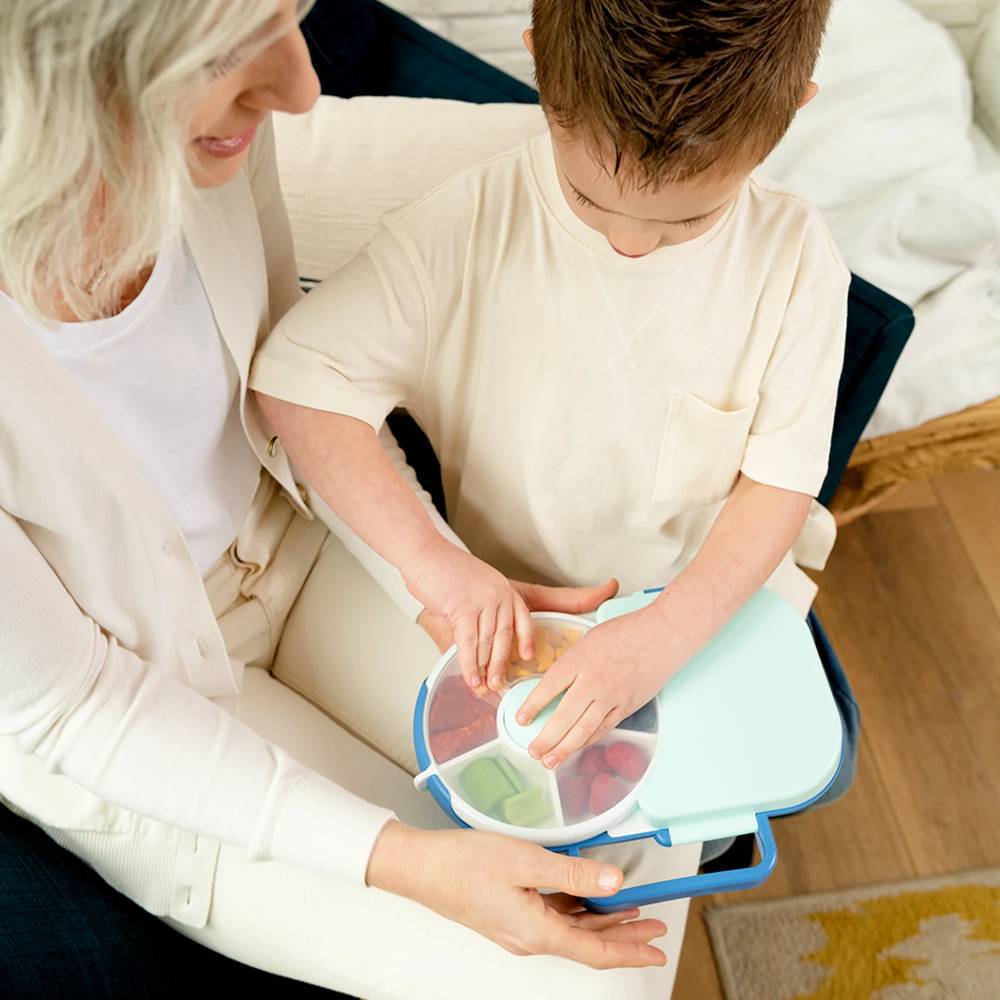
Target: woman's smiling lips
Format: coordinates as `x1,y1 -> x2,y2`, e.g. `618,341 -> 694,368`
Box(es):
194,123 -> 259,158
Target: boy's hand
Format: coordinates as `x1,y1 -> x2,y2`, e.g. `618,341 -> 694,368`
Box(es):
404,538 -> 538,689
515,607 -> 676,768
418,578 -> 620,655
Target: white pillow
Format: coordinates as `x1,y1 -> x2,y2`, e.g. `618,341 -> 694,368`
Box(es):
762,0 -> 995,305
274,97 -> 544,282
762,0 -> 1000,436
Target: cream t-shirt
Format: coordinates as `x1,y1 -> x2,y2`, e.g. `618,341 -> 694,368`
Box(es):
251,132 -> 850,613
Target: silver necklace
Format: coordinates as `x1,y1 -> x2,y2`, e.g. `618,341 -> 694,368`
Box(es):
83,181 -> 108,295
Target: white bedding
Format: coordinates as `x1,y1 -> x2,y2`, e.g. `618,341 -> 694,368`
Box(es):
762,0 -> 1000,438
276,0 -> 1000,440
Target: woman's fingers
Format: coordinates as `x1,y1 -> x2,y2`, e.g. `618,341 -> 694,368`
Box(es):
523,848 -> 623,899
537,703 -> 615,769
595,919 -> 667,944
570,909 -> 643,931
541,894 -> 640,928
550,922 -> 667,970
487,602 -> 514,691
514,578 -> 620,614
416,610 -> 455,653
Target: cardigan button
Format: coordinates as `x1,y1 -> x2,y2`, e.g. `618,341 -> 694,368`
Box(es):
266,435 -> 280,458
195,636 -> 208,658
161,542 -> 175,560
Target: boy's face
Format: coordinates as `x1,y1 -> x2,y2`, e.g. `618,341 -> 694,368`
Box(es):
549,122 -> 750,259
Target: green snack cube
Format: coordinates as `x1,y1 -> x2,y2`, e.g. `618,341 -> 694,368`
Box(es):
500,787 -> 552,827
496,757 -> 527,793
461,758 -> 515,813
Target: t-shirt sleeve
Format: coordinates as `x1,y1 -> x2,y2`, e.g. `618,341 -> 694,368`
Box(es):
740,273 -> 849,496
250,222 -> 429,430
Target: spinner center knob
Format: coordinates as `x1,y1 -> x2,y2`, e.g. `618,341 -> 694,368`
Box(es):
498,678 -> 563,756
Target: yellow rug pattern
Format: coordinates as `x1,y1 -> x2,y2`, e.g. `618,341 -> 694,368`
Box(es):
704,868 -> 1000,999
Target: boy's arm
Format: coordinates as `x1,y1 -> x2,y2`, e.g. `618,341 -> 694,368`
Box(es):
255,396 -> 537,685
302,422 -> 470,626
519,251 -> 850,766
516,475 -> 811,767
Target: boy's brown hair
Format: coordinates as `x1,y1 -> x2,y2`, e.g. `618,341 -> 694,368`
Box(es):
531,0 -> 832,187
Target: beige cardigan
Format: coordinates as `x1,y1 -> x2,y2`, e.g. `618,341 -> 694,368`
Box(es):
0,117 -> 401,923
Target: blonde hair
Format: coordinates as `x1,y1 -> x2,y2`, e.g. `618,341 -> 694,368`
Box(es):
0,0 -> 292,322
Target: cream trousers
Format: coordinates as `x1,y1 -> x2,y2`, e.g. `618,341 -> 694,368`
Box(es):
12,478 -> 701,999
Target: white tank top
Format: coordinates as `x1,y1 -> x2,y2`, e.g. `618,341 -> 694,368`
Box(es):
10,238 -> 261,573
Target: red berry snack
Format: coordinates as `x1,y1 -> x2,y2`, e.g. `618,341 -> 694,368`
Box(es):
604,741 -> 649,783
578,745 -> 613,779
588,772 -> 628,815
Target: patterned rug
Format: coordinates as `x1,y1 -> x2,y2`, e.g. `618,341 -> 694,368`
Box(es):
704,868 -> 1000,999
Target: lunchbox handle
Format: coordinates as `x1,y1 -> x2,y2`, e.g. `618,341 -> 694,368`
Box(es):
575,814 -> 777,913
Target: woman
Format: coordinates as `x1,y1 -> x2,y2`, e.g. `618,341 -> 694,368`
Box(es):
0,1 -> 700,996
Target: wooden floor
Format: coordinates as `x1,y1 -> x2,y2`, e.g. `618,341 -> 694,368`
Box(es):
673,469 -> 1000,999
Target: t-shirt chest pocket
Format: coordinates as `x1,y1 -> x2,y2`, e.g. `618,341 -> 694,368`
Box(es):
653,391 -> 759,511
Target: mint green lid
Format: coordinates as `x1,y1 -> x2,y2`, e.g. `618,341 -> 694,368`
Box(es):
629,589 -> 843,844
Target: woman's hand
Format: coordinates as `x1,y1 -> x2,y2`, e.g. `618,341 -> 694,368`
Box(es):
367,821 -> 667,969
417,577 -> 620,685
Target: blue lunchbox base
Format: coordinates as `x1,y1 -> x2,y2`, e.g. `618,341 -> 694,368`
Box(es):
412,588 -> 845,910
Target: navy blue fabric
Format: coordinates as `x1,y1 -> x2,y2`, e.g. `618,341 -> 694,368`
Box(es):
0,805 -> 336,999
819,274 -> 915,506
807,611 -> 860,807
302,0 -> 538,103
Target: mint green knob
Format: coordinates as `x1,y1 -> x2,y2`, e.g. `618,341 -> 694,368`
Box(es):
499,678 -> 563,753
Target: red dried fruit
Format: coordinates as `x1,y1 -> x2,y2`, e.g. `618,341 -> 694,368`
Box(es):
578,745 -> 612,779
429,713 -> 497,762
589,772 -> 628,815
559,774 -> 590,822
429,675 -> 497,734
604,741 -> 649,783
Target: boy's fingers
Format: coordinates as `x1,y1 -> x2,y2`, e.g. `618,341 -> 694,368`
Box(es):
526,685 -> 589,760
516,662 -> 574,725
487,604 -> 514,691
454,618 -> 481,687
476,606 -> 496,670
538,706 -> 616,769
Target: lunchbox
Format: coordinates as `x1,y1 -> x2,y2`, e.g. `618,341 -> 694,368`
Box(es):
413,588 -> 844,912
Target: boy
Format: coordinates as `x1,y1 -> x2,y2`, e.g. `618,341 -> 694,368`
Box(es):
251,0 -> 847,773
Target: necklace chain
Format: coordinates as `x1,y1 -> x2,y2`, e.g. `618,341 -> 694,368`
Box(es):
83,181 -> 108,296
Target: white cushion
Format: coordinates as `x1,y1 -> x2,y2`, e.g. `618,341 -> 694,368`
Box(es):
761,0 -> 1000,436
274,97 -> 544,282
973,4 -> 1000,145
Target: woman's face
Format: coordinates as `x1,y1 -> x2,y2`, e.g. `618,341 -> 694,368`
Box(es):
186,0 -> 320,188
